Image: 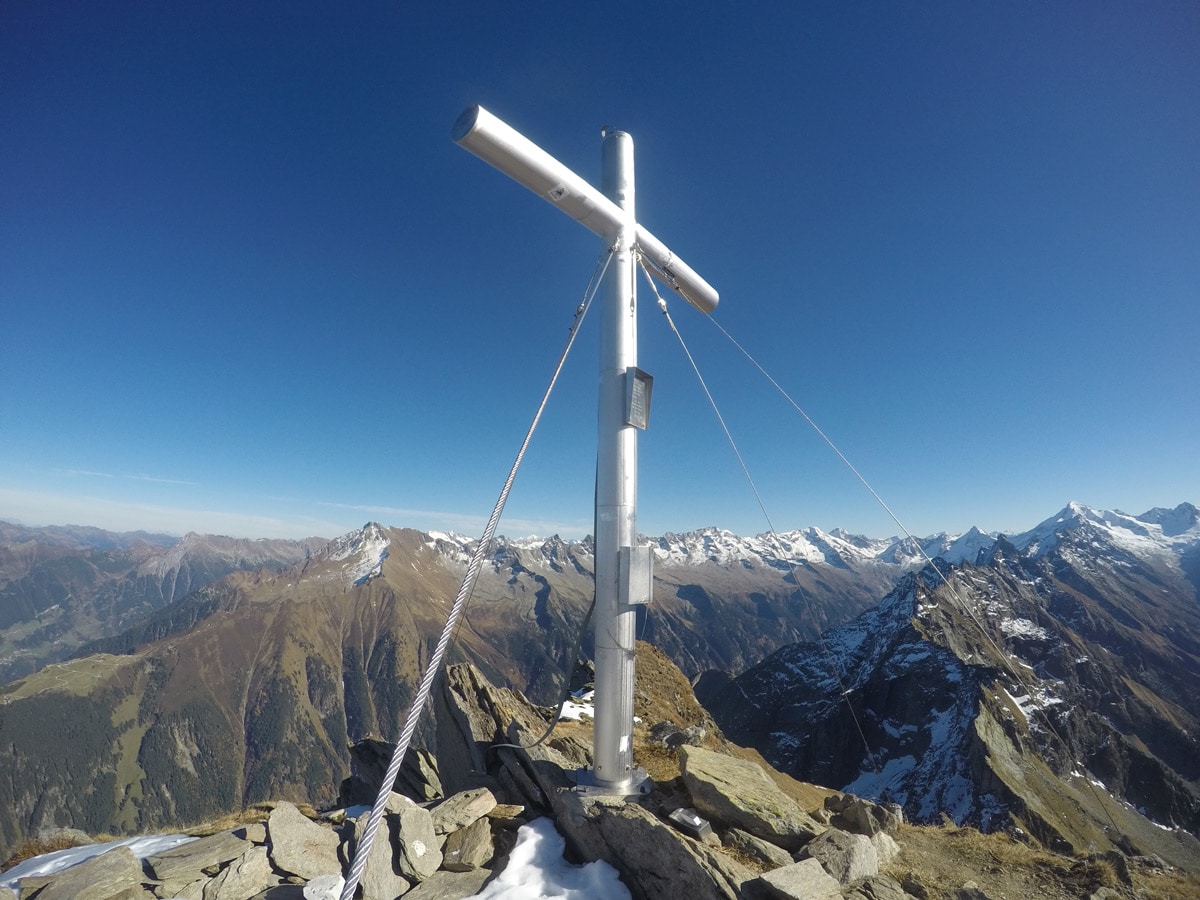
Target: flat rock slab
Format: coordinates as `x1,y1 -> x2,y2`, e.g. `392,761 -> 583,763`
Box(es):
20,845 -> 150,900
146,830 -> 248,888
680,745 -> 824,852
403,868 -> 494,899
431,787 -> 497,834
755,858 -> 842,900
268,801 -> 342,882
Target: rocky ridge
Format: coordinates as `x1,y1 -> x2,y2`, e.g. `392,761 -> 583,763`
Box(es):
0,523 -> 324,682
4,647 -> 1186,900
707,504 -> 1200,870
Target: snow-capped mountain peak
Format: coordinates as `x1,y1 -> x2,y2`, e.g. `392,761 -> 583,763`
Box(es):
1011,501 -> 1200,559
324,522 -> 390,585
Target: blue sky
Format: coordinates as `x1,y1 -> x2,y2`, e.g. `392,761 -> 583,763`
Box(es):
2,1 -> 1197,542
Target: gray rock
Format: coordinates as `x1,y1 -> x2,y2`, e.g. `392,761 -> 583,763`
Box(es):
955,881 -> 995,900
753,857 -> 842,900
19,845 -> 151,900
204,844 -> 279,900
843,874 -> 911,900
268,801 -> 342,882
435,663 -> 590,805
871,830 -> 901,867
353,812 -> 410,900
721,827 -> 794,869
389,794 -> 444,882
647,721 -> 705,750
679,745 -> 824,852
403,868 -> 493,899
901,870 -> 932,899
824,793 -> 902,837
430,788 -> 498,835
341,739 -> 443,806
797,828 -> 879,884
441,817 -> 494,872
237,822 -> 269,844
145,831 -> 250,895
302,874 -> 346,899
552,791 -> 756,900
0,886 -> 15,900
248,887 -> 307,899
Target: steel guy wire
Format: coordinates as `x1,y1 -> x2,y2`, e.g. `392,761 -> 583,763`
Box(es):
339,247 -> 613,900
705,309 -> 1124,836
639,258 -> 883,787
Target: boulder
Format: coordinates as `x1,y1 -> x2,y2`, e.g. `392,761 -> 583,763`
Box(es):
647,721 -> 706,751
441,817 -> 494,872
267,801 -> 342,882
752,857 -> 842,900
843,874 -> 912,900
430,787 -> 498,834
302,874 -> 346,899
435,663 -> 590,805
353,814 -> 410,900
720,828 -> 794,869
871,830 -> 901,867
388,793 -> 443,881
340,739 -> 443,806
551,791 -> 756,900
824,793 -> 902,837
205,844 -> 280,900
145,830 -> 250,895
679,745 -> 824,852
18,845 -> 152,900
797,827 -> 879,884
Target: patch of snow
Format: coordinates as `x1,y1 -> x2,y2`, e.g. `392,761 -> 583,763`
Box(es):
999,617 -> 1050,641
465,817 -> 630,899
326,523 -> 390,585
1,833 -> 196,893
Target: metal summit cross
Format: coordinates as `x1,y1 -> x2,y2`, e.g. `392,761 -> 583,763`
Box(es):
453,106 -> 719,793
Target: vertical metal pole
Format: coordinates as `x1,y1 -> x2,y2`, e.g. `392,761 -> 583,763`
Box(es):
593,129 -> 637,791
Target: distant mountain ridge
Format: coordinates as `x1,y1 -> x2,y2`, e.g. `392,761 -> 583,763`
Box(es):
0,501 -> 1196,865
0,522 -> 325,682
705,501 -> 1200,868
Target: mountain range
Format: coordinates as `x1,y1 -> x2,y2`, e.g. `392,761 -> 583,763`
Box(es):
704,501 -> 1200,869
0,502 -> 1196,868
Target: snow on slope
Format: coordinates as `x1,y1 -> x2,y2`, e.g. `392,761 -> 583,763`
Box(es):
324,522 -> 391,585
1011,500 -> 1200,559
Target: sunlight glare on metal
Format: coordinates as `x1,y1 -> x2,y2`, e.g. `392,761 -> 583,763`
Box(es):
452,105 -> 718,314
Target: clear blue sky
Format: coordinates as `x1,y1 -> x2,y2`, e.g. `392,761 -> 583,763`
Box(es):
2,2 -> 1197,541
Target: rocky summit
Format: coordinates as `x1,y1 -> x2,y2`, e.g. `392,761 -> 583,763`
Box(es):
1,501 -> 1198,898
4,650 -> 1190,900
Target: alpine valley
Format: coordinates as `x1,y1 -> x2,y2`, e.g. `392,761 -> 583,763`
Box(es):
0,502 -> 1197,872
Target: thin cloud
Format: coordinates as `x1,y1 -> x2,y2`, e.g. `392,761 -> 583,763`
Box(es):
126,474 -> 199,486
59,469 -> 198,486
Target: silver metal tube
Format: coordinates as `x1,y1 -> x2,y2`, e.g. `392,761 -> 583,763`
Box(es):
592,128 -> 638,792
453,106 -> 718,314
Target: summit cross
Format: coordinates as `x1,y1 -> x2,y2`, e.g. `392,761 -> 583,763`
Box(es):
453,106 -> 718,792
